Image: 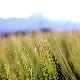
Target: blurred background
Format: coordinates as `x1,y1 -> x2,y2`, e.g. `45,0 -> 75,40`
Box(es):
0,0 -> 80,34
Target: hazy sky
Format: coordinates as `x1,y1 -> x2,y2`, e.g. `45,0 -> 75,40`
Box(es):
0,0 -> 80,22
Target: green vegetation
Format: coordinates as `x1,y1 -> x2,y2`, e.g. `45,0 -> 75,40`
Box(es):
0,31 -> 80,80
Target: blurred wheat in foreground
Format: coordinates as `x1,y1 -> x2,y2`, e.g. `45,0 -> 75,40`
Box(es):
0,31 -> 80,80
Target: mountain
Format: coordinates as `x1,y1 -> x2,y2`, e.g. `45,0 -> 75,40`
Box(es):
0,13 -> 79,34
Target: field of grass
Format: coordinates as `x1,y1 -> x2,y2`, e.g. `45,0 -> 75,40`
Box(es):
0,31 -> 80,80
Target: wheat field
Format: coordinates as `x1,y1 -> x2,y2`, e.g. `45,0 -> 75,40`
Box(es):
0,31 -> 80,80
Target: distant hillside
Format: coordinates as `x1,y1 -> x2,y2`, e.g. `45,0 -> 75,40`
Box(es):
0,13 -> 80,34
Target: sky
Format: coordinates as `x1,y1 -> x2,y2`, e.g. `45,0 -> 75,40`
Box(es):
0,0 -> 80,22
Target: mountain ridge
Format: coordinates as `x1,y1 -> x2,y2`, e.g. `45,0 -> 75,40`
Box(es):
0,13 -> 80,34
